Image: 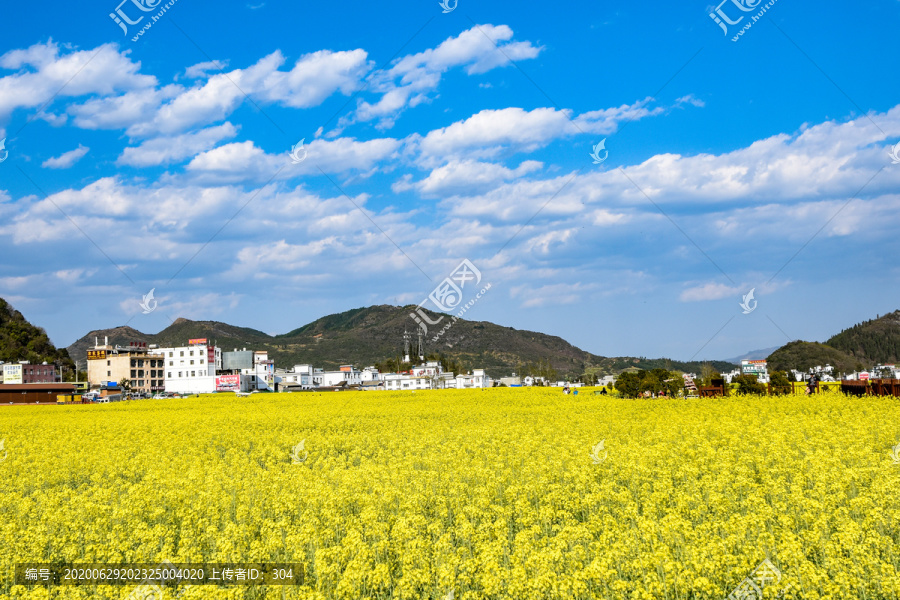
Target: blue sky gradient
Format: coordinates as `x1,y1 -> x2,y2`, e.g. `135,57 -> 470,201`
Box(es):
1,0 -> 899,361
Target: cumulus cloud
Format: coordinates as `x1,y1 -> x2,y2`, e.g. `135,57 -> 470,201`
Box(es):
0,41 -> 156,119
348,24 -> 542,129
68,49 -> 368,137
402,159 -> 543,196
117,123 -> 239,167
186,136 -> 402,182
412,98 -> 691,168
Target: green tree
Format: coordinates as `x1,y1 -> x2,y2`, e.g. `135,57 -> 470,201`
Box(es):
614,372 -> 643,398
732,373 -> 766,395
769,371 -> 793,395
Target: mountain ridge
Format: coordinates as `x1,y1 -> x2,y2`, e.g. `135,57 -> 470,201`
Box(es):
66,304 -> 738,379
767,310 -> 900,373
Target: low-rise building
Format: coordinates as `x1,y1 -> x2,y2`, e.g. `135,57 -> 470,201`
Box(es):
86,340 -> 165,394
0,361 -> 59,384
741,359 -> 769,384
158,339 -> 217,394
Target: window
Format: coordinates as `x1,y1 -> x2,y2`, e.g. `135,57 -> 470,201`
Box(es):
178,372 -> 182,378
200,359 -> 204,364
190,360 -> 194,365
169,361 -> 173,366
107,360 -> 111,366
180,351 -> 184,357
107,371 -> 111,376
169,352 -> 173,357
190,350 -> 194,356
168,372 -> 172,378
191,371 -> 196,377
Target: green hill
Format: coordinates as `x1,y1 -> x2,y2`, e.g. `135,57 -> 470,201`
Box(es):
826,311 -> 900,364
67,305 -> 737,379
0,298 -> 74,371
766,310 -> 900,373
766,341 -> 862,374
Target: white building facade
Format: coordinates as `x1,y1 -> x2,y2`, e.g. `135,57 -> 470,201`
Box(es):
159,341 -> 217,394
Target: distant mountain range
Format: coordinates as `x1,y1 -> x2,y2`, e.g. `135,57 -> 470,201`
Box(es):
8,298 -> 900,380
65,304 -> 738,379
767,310 -> 900,373
722,346 -> 782,364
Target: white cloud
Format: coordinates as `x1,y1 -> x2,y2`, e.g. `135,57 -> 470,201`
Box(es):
42,144 -> 89,169
0,41 -> 157,119
117,122 -> 239,167
186,136 -> 402,182
349,24 -> 542,129
406,159 -> 543,196
510,282 -> 593,308
67,49 -> 368,138
680,282 -> 740,302
183,60 -> 229,79
413,98 -> 686,167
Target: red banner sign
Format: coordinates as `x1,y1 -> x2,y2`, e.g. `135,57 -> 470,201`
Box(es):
216,374 -> 240,391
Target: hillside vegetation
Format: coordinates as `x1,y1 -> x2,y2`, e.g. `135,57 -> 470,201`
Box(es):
767,310 -> 900,373
0,298 -> 74,369
68,305 -> 736,379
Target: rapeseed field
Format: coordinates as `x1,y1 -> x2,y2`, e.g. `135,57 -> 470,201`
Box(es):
1,388 -> 898,599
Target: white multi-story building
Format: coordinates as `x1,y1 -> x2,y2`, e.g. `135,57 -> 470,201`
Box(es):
383,373 -> 433,390
741,359 -> 769,384
315,365 -> 364,387
454,369 -> 490,388
275,364 -> 318,389
159,341 -> 217,394
360,367 -> 381,381
723,368 -> 742,383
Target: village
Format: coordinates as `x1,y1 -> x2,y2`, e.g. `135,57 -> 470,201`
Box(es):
0,330 -> 578,403
2,330 -> 897,404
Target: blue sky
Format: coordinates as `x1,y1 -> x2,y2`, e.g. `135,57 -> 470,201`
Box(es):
1,0 -> 899,362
